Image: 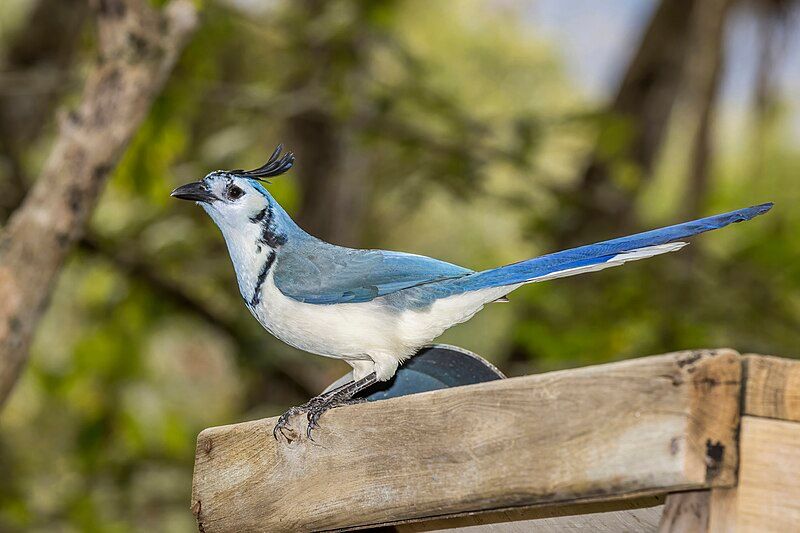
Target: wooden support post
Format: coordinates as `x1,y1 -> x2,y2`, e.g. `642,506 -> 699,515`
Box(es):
659,355 -> 800,533
707,417 -> 800,531
191,349 -> 740,532
659,491 -> 710,532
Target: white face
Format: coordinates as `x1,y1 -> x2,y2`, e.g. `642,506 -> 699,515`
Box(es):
174,173 -> 277,300
199,173 -> 269,232
171,155 -> 294,302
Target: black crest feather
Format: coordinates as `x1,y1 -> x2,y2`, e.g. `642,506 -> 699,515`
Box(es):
230,144 -> 294,182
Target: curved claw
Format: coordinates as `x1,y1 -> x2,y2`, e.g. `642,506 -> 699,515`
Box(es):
272,404 -> 309,441
304,402 -> 328,441
306,420 -> 317,441
306,409 -> 323,440
304,396 -> 368,440
273,413 -> 291,440
273,384 -> 373,441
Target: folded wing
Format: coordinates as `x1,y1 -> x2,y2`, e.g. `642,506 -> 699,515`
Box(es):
273,246 -> 472,304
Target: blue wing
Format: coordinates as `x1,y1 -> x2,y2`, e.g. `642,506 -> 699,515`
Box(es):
272,243 -> 472,304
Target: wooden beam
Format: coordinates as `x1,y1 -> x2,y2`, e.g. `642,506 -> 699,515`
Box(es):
744,354 -> 800,422
397,496 -> 665,532
707,416 -> 800,530
191,349 -> 740,532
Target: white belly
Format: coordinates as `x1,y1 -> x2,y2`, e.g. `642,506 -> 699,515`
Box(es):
249,272 -> 515,380
250,272 -> 401,360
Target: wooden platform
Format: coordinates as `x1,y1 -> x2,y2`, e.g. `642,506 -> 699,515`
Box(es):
190,350 -> 800,532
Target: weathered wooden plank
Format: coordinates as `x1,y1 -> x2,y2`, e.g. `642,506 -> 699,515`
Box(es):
706,487 -> 737,532
191,349 -> 740,532
743,354 -> 800,422
396,496 -> 665,532
658,491 -> 709,532
706,416 -> 800,531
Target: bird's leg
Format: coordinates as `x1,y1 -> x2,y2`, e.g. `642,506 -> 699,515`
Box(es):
273,372 -> 377,440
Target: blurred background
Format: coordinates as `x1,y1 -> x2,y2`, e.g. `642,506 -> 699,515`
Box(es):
0,0 -> 798,530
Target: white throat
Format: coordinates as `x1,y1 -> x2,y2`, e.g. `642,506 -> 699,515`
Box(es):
202,203 -> 274,302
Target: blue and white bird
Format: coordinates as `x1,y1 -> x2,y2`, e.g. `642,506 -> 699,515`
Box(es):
172,145 -> 773,438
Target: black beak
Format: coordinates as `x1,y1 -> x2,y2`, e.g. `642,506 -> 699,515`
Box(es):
170,181 -> 215,203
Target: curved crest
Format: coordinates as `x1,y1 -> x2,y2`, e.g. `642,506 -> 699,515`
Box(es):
230,144 -> 295,182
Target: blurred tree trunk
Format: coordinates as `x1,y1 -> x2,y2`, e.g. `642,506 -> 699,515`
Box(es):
553,0 -> 732,245
684,66 -> 721,220
658,0 -> 733,350
683,0 -> 734,218
0,0 -> 89,220
286,111 -> 368,247
283,0 -> 373,247
516,0 -> 735,365
0,0 -> 197,408
751,2 -> 791,172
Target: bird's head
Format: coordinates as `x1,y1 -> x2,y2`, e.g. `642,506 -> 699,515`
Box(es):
171,145 -> 300,253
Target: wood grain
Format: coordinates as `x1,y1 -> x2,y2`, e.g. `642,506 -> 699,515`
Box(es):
396,496 -> 665,532
743,355 -> 800,422
658,491 -> 709,532
706,487 -> 737,532
707,416 -> 800,531
191,349 -> 740,532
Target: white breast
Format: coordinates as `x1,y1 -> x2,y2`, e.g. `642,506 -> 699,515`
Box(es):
249,271 -> 403,360
247,271 -> 515,380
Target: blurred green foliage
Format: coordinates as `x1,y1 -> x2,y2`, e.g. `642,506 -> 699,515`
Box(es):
0,0 -> 798,531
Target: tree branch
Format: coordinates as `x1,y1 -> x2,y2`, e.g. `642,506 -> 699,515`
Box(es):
549,0 -> 732,245
0,0 -> 197,408
0,0 -> 89,221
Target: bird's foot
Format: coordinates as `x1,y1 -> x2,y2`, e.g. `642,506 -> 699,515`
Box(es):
305,396 -> 366,439
272,395 -> 367,441
272,395 -> 324,441
272,403 -> 308,441
273,373 -> 377,441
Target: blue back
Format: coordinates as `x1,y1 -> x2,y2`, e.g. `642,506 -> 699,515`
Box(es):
274,236 -> 472,304
260,182 -> 771,307
249,180 -> 473,304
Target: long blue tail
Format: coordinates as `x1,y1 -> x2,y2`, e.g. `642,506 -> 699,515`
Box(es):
444,203 -> 773,295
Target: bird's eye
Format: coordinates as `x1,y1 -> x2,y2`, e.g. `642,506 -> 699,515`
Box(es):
226,185 -> 244,200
